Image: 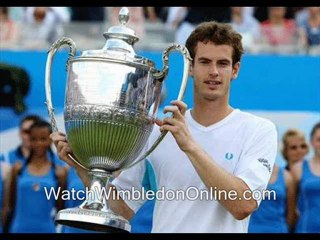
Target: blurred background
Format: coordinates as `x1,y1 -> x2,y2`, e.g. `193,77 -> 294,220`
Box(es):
1,6 -> 319,166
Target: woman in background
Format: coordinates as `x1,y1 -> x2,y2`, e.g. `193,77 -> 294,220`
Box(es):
292,122 -> 320,233
281,129 -> 309,171
0,154 -> 11,233
248,163 -> 298,233
4,120 -> 66,233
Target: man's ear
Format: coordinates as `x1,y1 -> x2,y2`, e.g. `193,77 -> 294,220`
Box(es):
189,63 -> 194,77
232,62 -> 240,80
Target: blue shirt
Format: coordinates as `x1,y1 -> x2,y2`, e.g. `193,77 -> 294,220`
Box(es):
5,146 -> 25,165
295,161 -> 320,233
0,154 -> 4,233
301,20 -> 320,46
9,163 -> 58,233
4,146 -> 66,167
248,167 -> 289,233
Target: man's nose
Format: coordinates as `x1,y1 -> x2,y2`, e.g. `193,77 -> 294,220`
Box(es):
209,64 -> 219,76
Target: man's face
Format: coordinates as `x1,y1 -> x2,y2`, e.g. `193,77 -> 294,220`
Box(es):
190,41 -> 240,102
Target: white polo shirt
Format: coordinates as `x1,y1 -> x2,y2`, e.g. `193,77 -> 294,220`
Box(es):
112,108 -> 278,233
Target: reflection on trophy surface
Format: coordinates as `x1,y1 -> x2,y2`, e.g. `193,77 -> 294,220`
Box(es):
45,7 -> 191,232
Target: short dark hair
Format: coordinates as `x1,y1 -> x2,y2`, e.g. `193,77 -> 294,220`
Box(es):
29,119 -> 52,134
185,21 -> 244,65
19,114 -> 42,128
311,122 -> 320,139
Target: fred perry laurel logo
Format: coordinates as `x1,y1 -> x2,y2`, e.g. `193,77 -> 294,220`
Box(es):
225,153 -> 234,160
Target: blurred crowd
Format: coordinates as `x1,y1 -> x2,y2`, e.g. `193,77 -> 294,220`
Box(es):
0,114 -> 319,233
1,6 -> 320,54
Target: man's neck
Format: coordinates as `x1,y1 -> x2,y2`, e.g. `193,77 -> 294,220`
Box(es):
191,98 -> 233,127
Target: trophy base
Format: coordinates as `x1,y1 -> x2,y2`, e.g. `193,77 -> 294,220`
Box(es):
55,207 -> 131,233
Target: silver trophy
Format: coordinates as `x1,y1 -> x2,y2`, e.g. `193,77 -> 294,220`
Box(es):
45,7 -> 191,232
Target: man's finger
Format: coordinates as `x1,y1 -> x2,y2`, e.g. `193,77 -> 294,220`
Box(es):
170,100 -> 187,116
50,132 -> 66,145
155,119 -> 164,126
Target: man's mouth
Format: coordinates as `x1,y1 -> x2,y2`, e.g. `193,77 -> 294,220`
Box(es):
204,80 -> 222,85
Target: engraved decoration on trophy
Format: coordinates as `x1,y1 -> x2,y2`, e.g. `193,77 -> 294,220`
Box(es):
45,7 -> 191,232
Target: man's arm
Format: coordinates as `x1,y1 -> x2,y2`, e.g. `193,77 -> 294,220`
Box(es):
158,100 -> 276,220
183,141 -> 257,220
108,184 -> 134,220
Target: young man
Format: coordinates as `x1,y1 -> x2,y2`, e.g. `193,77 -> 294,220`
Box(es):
51,21 -> 278,233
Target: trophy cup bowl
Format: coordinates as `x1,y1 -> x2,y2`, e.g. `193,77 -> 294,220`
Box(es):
45,7 -> 191,232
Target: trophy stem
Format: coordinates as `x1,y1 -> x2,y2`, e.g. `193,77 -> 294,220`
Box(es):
55,168 -> 131,232
83,169 -> 111,211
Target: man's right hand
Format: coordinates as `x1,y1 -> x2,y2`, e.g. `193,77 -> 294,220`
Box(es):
50,131 -> 90,187
50,132 -> 75,167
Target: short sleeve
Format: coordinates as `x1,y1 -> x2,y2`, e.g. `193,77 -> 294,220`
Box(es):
111,158 -> 147,213
234,120 -> 278,205
110,125 -> 161,213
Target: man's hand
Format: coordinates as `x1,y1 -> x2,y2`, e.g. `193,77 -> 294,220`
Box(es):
50,132 -> 76,167
50,131 -> 89,187
155,100 -> 196,153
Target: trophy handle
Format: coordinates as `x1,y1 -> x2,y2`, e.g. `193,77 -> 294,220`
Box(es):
123,44 -> 192,170
45,37 -> 89,171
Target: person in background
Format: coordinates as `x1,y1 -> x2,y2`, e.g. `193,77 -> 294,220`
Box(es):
3,120 -> 67,233
2,115 -> 41,232
145,7 -> 168,22
281,129 -> 309,171
70,7 -> 105,22
3,114 -> 66,168
0,154 -> 3,233
3,115 -> 41,166
258,7 -> 305,54
299,7 -> 320,54
164,7 -> 188,31
229,7 -> 260,53
175,7 -> 231,45
248,163 -> 298,232
0,154 -> 11,233
21,7 -> 70,48
292,122 -> 320,233
254,7 -> 296,23
109,7 -> 146,39
0,7 -> 20,49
